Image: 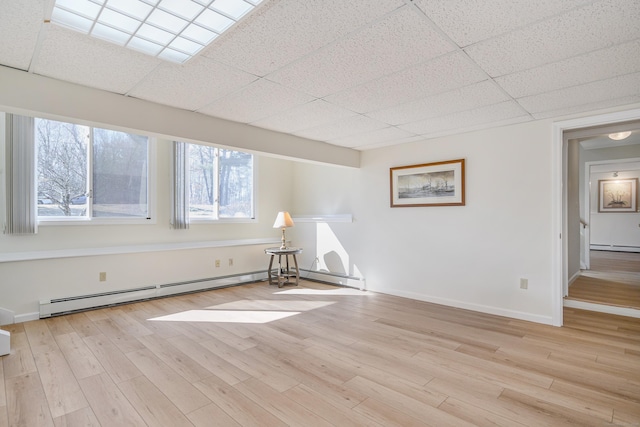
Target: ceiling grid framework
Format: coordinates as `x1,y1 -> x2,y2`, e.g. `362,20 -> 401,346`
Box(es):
0,0 -> 639,150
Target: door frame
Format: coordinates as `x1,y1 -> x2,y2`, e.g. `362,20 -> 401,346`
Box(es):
551,107 -> 640,327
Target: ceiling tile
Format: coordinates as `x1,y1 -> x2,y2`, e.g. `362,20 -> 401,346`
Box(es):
465,0 -> 640,77
518,72 -> 640,114
367,80 -> 510,125
32,26 -> 161,94
266,6 -> 455,98
128,56 -> 258,111
250,99 -> 357,133
294,115 -> 388,141
496,40 -> 640,98
399,101 -> 529,135
202,0 -> 403,76
329,126 -> 419,149
197,79 -> 314,123
0,0 -> 43,70
415,0 -> 596,47
325,52 -> 487,113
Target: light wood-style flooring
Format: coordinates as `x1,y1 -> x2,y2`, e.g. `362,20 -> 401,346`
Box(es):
1,280 -> 639,426
569,250 -> 640,309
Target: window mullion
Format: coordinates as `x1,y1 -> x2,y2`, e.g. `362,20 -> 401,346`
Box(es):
213,148 -> 220,220
87,127 -> 94,219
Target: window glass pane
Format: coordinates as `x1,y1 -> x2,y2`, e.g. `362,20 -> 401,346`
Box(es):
219,149 -> 253,218
93,128 -> 148,217
188,144 -> 215,218
36,119 -> 89,217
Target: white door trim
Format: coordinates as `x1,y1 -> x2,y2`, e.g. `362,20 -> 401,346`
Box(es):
551,107 -> 640,327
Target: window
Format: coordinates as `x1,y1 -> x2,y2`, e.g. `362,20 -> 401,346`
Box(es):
187,143 -> 254,220
35,118 -> 150,221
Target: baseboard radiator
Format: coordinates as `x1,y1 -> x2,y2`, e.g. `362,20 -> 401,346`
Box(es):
39,271 -> 267,318
300,269 -> 366,290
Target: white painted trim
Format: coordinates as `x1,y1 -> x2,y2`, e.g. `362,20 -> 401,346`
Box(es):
563,299 -> 640,319
0,238 -> 280,263
374,288 -> 553,325
14,312 -> 39,323
552,107 -> 640,327
291,214 -> 353,223
0,330 -> 9,356
590,245 -> 640,253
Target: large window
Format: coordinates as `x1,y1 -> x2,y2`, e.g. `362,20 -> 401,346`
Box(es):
36,118 -> 150,220
187,143 -> 254,220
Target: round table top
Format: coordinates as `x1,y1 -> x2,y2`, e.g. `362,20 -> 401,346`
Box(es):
265,247 -> 303,255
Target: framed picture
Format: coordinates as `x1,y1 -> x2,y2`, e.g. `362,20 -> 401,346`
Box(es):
598,178 -> 638,213
390,159 -> 465,207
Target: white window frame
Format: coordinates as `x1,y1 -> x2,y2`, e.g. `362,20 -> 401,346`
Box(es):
35,118 -> 156,226
185,143 -> 257,224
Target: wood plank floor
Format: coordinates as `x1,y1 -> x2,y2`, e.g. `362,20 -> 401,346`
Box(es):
2,280 -> 639,426
568,251 -> 640,309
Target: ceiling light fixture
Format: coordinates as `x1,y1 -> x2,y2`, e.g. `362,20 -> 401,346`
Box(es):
50,0 -> 263,64
608,131 -> 632,141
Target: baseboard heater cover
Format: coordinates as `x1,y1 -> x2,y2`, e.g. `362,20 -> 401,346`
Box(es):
300,269 -> 366,290
39,271 -> 267,318
590,244 -> 640,253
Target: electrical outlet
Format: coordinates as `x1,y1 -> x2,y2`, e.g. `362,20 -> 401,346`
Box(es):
229,258 -> 233,267
99,272 -> 107,282
215,260 -> 221,268
520,278 -> 528,290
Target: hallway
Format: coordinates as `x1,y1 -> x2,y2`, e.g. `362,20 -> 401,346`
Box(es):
568,250 -> 640,310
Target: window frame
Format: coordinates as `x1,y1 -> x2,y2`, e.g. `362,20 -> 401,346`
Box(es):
35,117 -> 157,226
185,142 -> 257,224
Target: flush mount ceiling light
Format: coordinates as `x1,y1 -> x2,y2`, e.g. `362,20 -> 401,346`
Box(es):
51,0 -> 263,64
608,131 -> 632,141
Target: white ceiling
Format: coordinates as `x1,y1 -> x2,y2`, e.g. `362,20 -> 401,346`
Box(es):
1,0 -> 639,150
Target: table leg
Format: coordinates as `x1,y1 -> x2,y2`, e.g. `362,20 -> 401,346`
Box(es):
292,254 -> 299,286
267,254 -> 275,285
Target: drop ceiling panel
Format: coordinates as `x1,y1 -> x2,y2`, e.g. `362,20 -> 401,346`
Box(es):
128,56 -> 258,111
202,0 -> 403,76
465,0 -> 640,77
415,0 -> 597,47
294,114 -> 388,141
0,0 -> 43,70
367,80 -> 510,126
495,40 -> 640,98
325,52 -> 488,113
266,7 -> 456,98
518,72 -> 640,114
33,26 -> 161,94
250,99 -> 357,133
399,101 -> 529,135
198,79 -> 314,123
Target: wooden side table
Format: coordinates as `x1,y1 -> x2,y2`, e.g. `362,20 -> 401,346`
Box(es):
265,247 -> 302,287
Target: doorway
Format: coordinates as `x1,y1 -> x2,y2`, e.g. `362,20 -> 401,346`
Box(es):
558,114 -> 640,322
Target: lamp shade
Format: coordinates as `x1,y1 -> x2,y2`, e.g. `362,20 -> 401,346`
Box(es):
273,211 -> 294,228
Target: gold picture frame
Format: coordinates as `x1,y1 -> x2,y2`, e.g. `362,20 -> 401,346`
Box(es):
390,159 -> 465,207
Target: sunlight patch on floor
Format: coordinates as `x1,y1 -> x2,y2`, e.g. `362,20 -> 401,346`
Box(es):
275,288 -> 370,296
205,300 -> 336,311
148,309 -> 300,323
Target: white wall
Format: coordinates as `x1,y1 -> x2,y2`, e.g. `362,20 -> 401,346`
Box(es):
0,135 -> 295,318
292,120 -> 555,324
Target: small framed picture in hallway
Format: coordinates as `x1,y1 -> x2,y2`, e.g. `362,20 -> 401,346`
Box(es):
598,178 -> 638,213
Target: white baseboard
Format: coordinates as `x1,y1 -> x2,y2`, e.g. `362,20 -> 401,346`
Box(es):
368,288 -> 553,326
568,271 -> 581,286
563,299 -> 640,319
590,245 -> 640,253
14,312 -> 39,323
